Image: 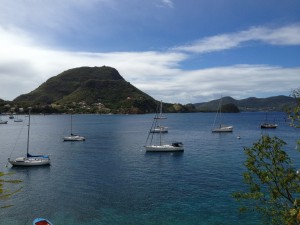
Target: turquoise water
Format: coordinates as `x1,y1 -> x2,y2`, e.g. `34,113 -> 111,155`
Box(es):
0,112 -> 299,225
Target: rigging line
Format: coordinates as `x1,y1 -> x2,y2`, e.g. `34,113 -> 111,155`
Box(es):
11,118 -> 27,156
212,96 -> 222,130
60,114 -> 71,138
6,117 -> 27,167
145,102 -> 160,146
145,114 -> 156,146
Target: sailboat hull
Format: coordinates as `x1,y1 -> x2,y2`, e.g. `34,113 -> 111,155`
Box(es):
212,126 -> 233,133
150,126 -> 168,133
63,135 -> 85,141
8,157 -> 50,166
145,143 -> 184,152
261,123 -> 278,129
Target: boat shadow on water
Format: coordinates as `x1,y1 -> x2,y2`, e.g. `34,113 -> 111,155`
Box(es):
8,165 -> 51,175
145,151 -> 184,157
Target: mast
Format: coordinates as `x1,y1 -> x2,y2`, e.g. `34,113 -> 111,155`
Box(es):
159,125 -> 162,145
212,97 -> 222,129
71,114 -> 73,135
219,96 -> 223,126
159,100 -> 163,117
26,107 -> 32,156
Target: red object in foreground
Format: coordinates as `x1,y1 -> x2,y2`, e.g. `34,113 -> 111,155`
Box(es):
33,218 -> 52,225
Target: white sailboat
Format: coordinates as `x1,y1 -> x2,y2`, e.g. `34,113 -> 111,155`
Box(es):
0,114 -> 8,124
14,114 -> 23,122
261,113 -> 278,129
145,100 -> 183,152
150,100 -> 168,133
145,142 -> 184,152
63,114 -> 85,141
8,107 -> 51,167
212,97 -> 233,133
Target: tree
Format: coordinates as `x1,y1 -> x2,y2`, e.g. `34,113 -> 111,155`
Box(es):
233,136 -> 300,225
0,172 -> 22,208
289,90 -> 300,130
233,90 -> 300,225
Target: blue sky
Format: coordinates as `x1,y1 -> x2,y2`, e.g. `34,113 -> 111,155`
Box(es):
0,0 -> 300,103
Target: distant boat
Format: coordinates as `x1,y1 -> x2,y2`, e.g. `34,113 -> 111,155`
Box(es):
150,101 -> 168,133
63,114 -> 85,141
212,97 -> 233,133
145,100 -> 183,152
261,113 -> 278,129
9,114 -> 14,119
0,114 -> 8,124
0,120 -> 8,124
145,142 -> 184,152
33,218 -> 53,225
14,115 -> 23,122
261,123 -> 278,129
212,125 -> 233,132
8,107 -> 51,167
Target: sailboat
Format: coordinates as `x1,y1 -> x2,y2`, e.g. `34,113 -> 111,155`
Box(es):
212,97 -> 233,132
261,113 -> 278,129
145,100 -> 183,152
8,107 -> 51,167
150,100 -> 168,133
0,114 -> 8,124
63,114 -> 85,141
14,114 -> 23,122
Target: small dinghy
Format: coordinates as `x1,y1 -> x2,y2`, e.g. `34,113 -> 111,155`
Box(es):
33,218 -> 53,225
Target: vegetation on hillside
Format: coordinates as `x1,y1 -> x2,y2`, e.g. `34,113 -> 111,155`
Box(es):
194,96 -> 297,112
220,103 -> 240,113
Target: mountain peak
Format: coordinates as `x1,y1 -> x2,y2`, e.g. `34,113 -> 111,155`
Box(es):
14,66 -> 126,103
55,66 -> 125,82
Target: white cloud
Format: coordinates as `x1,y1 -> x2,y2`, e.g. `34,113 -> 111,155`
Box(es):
138,65 -> 300,103
161,0 -> 174,8
1,24 -> 300,104
174,24 -> 300,53
0,26 -> 187,101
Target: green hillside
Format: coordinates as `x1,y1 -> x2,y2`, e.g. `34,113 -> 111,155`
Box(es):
14,66 -> 125,104
12,66 -> 189,114
194,95 -> 297,112
13,66 -> 154,113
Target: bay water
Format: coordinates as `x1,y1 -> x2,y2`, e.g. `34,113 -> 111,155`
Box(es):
0,112 -> 299,225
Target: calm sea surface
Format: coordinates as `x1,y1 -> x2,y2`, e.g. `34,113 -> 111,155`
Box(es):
0,112 -> 299,225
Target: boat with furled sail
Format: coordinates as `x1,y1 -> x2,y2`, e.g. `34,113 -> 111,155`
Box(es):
145,101 -> 183,152
212,97 -> 233,133
8,107 -> 50,167
63,114 -> 85,141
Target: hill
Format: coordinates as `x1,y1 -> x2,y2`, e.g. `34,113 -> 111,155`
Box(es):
12,66 -> 190,114
194,95 -> 297,112
14,66 -> 125,104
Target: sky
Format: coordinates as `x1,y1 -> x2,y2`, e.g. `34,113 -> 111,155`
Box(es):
0,0 -> 300,104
